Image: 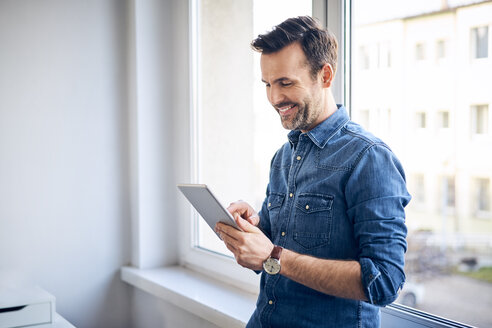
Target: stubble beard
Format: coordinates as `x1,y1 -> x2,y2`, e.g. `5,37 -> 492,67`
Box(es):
281,96 -> 322,132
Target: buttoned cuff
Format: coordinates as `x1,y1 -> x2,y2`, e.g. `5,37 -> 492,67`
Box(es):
360,257 -> 403,306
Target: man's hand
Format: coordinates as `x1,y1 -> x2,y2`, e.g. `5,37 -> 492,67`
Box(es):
227,201 -> 260,226
216,214 -> 273,271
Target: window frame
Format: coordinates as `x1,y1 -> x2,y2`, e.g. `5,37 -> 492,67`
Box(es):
182,0 -> 331,293
181,0 -> 480,326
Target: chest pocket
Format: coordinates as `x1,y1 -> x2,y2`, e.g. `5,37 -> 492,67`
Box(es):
294,193 -> 334,250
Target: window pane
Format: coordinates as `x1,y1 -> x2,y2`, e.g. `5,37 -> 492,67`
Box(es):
436,39 -> 446,59
438,110 -> 450,128
471,104 -> 489,135
415,112 -> 426,129
196,0 -> 312,255
352,1 -> 492,326
472,26 -> 489,58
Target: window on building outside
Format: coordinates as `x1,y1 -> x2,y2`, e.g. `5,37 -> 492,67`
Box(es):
437,110 -> 450,129
474,178 -> 491,215
440,176 -> 456,211
378,42 -> 391,68
471,104 -> 489,135
415,112 -> 426,129
436,39 -> 446,60
415,43 -> 426,60
352,1 -> 492,326
471,25 -> 489,59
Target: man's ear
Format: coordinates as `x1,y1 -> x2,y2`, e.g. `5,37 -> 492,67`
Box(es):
321,63 -> 334,88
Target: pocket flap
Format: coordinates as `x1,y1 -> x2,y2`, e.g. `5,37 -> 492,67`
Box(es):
267,192 -> 285,210
296,193 -> 333,213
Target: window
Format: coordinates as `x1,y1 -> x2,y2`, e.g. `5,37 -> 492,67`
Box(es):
188,0 -> 313,281
471,26 -> 489,59
471,104 -> 489,135
440,176 -> 455,211
415,112 -> 426,129
474,178 -> 491,216
378,42 -> 391,68
437,110 -> 450,129
415,43 -> 425,61
436,39 -> 446,60
186,0 -> 492,326
352,1 -> 492,326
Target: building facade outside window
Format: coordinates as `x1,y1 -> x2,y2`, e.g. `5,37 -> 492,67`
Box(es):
352,0 -> 492,326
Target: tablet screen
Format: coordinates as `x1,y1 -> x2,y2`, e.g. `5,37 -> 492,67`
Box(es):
177,184 -> 242,237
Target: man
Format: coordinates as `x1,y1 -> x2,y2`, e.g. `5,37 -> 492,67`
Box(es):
215,16 -> 410,328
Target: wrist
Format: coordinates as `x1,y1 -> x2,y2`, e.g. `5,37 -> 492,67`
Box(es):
263,245 -> 283,275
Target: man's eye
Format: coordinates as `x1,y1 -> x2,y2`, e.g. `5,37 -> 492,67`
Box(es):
280,82 -> 292,87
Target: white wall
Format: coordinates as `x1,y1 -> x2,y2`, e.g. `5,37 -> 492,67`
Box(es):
0,0 -> 230,327
0,0 -> 132,327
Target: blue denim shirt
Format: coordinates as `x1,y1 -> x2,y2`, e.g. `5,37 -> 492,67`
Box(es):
247,106 -> 411,328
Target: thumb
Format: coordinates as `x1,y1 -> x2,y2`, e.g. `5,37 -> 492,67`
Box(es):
235,213 -> 259,233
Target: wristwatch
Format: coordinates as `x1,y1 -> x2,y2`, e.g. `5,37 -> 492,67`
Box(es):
263,245 -> 283,275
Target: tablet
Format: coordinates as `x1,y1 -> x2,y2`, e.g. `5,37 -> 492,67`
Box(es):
177,184 -> 242,237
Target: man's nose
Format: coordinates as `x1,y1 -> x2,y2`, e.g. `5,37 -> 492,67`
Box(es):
268,86 -> 285,106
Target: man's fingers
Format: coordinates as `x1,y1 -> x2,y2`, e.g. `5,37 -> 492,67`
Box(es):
216,222 -> 240,241
235,215 -> 261,233
247,214 -> 260,226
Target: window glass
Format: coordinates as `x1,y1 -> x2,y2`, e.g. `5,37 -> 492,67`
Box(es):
415,43 -> 426,61
415,112 -> 426,129
195,0 -> 312,255
437,110 -> 450,129
471,26 -> 489,58
352,1 -> 492,326
471,104 -> 489,135
436,39 -> 446,60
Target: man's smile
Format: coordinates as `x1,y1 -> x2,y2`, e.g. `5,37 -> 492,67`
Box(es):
277,104 -> 297,116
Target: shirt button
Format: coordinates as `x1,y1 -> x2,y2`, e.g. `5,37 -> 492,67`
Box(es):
268,202 -> 271,207
268,300 -> 273,305
281,231 -> 286,236
305,205 -> 309,210
289,193 -> 293,198
296,156 -> 301,160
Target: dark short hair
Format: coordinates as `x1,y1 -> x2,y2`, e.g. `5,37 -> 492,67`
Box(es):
251,16 -> 338,79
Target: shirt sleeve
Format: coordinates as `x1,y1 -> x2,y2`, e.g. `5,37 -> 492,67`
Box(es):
345,143 -> 411,306
258,149 -> 282,241
258,184 -> 273,241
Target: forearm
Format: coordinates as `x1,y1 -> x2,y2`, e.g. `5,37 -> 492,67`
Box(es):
280,248 -> 368,301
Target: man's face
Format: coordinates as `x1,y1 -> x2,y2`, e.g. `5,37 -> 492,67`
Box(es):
260,42 -> 326,132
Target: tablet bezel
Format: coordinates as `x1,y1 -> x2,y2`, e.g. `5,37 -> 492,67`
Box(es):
177,183 -> 242,237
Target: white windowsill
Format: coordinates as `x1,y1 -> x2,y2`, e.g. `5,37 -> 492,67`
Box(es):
120,266 -> 257,328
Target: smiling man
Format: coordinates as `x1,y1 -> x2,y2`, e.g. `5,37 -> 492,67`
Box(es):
216,16 -> 411,328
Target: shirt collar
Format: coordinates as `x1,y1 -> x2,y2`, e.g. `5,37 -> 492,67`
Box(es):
288,105 -> 349,149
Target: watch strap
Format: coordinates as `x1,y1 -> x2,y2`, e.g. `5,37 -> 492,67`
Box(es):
271,245 -> 283,260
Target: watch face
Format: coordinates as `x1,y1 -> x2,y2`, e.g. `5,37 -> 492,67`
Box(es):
263,257 -> 281,275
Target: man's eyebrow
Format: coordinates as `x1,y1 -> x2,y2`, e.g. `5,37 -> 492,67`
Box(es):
261,77 -> 291,84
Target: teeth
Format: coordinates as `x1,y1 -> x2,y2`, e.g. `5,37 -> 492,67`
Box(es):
279,104 -> 295,112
